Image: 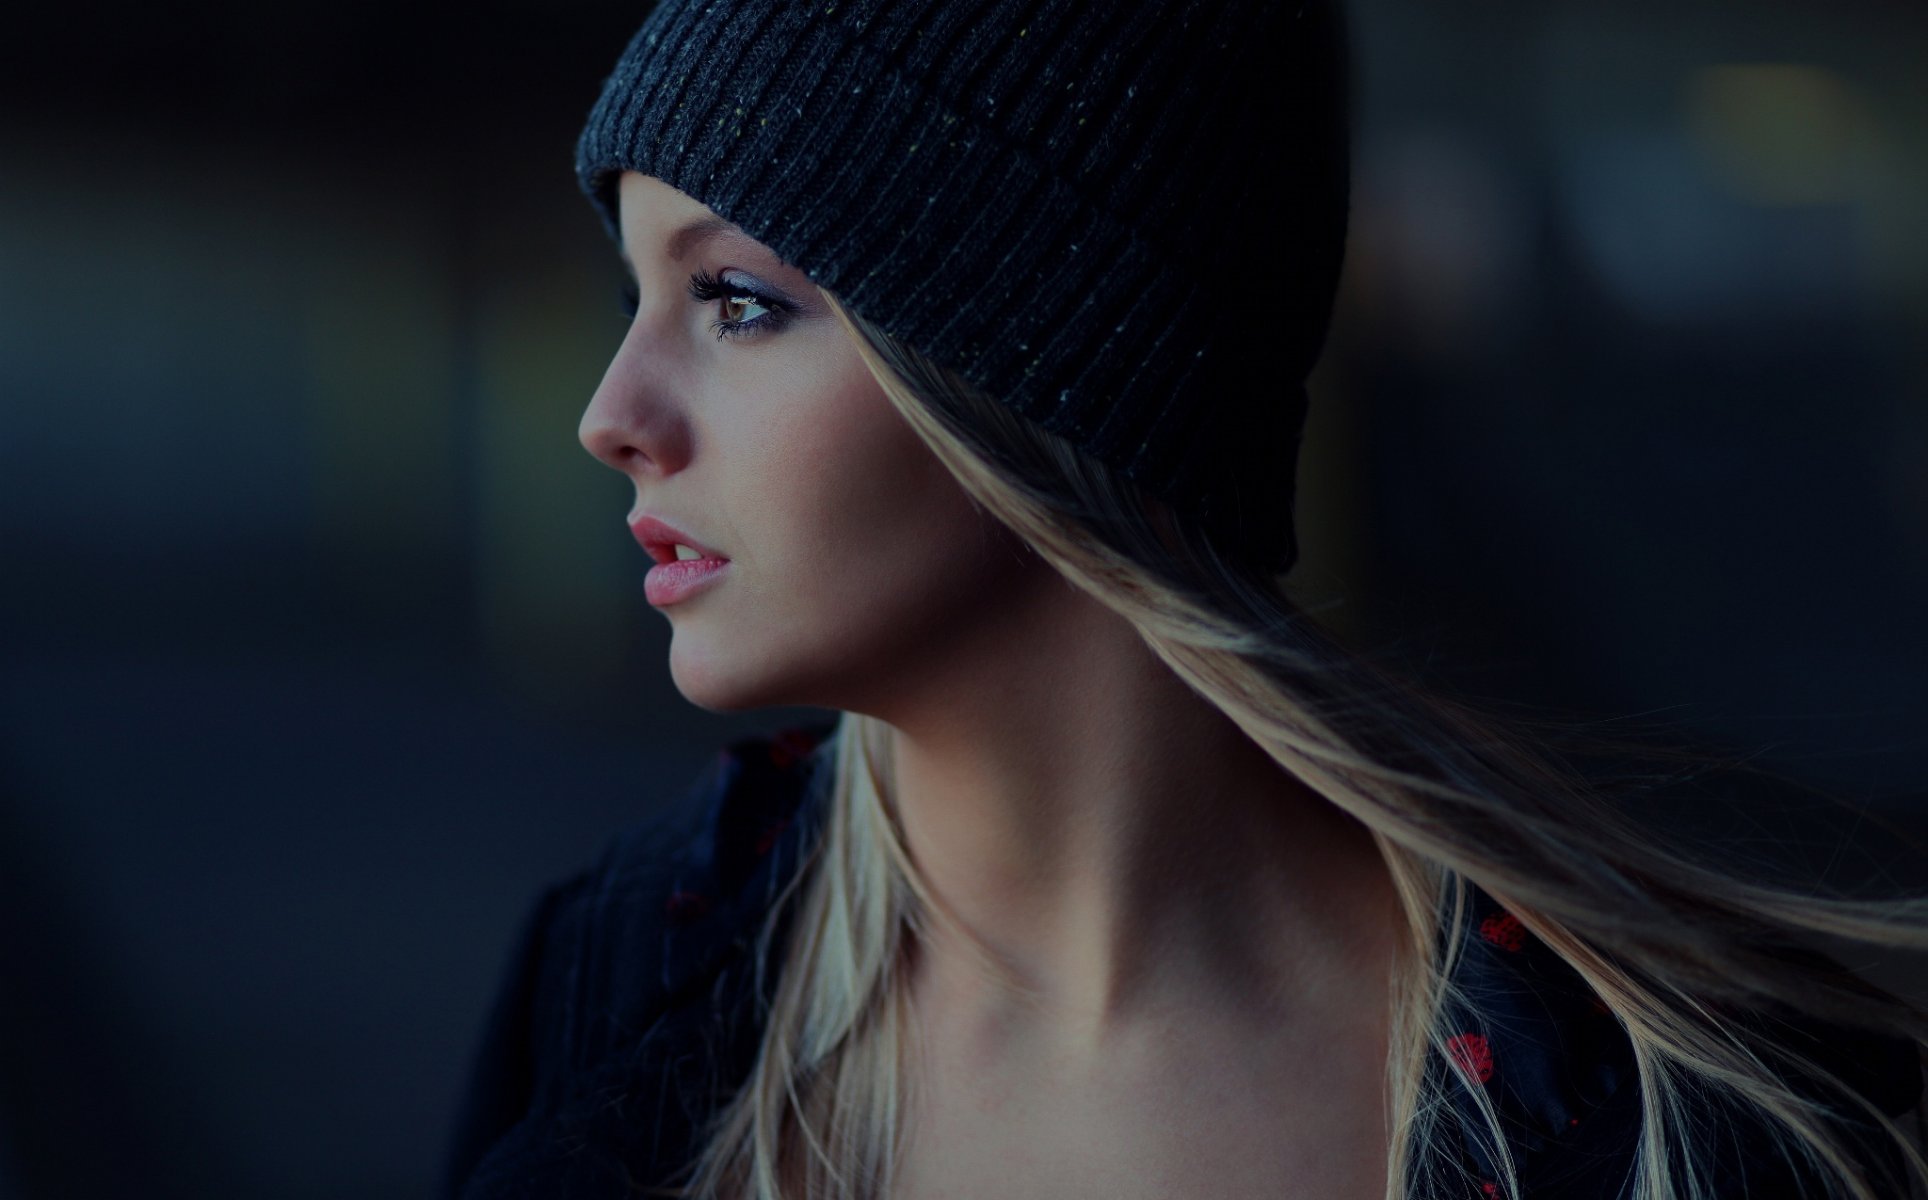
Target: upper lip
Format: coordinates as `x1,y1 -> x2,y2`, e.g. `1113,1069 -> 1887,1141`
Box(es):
628,514 -> 729,564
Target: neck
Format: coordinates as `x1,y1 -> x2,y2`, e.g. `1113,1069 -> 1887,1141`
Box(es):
871,570 -> 1398,1052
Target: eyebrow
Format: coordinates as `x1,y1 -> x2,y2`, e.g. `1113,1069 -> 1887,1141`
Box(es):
667,214 -> 743,260
620,214 -> 747,274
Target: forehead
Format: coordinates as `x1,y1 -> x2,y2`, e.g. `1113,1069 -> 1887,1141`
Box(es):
617,170 -> 710,221
615,172 -> 791,270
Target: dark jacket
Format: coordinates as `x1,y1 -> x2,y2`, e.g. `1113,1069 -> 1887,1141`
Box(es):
443,721 -> 1922,1198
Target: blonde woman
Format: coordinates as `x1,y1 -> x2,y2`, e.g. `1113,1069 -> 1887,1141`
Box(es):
442,2 -> 1928,1197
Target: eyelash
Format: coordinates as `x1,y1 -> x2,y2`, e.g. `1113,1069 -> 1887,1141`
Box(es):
617,269 -> 793,341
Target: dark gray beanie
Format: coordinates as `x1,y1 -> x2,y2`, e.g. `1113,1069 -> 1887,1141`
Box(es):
575,0 -> 1351,575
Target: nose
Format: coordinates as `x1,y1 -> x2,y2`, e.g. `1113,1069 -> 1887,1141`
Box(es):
577,338 -> 690,478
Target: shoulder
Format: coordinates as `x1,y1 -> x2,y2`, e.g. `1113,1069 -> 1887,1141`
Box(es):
1439,882 -> 1923,1199
442,717 -> 838,1200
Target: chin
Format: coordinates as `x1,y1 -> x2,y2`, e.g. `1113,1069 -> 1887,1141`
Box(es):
666,649 -> 747,714
667,640 -> 790,715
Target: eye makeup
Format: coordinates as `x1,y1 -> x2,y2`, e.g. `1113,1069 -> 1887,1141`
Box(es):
618,268 -> 797,341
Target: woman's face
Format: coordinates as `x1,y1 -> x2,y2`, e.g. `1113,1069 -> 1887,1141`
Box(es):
579,171 -> 1037,715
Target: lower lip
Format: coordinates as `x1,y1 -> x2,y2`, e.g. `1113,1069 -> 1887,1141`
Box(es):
645,558 -> 731,607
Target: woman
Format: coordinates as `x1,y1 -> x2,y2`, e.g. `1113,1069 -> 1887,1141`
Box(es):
443,1 -> 1928,1197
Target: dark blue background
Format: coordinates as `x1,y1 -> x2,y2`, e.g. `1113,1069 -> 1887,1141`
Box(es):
2,1 -> 1925,1195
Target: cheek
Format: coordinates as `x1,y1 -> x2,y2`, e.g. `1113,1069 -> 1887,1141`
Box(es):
736,352 -> 1008,637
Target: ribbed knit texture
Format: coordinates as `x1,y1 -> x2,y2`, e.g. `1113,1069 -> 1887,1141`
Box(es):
575,0 -> 1351,574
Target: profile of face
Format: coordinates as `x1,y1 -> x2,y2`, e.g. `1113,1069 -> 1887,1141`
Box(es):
579,172 -> 1047,717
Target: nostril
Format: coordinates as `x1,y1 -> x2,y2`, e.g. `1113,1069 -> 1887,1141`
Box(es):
577,420 -> 613,463
578,408 -> 634,468
578,379 -> 688,475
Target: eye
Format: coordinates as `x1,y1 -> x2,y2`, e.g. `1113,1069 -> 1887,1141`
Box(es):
686,268 -> 793,341
616,270 -> 794,342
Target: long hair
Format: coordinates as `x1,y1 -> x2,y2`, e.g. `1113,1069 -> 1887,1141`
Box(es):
657,288 -> 1928,1200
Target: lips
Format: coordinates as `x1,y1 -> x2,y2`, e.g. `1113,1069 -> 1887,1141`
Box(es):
627,514 -> 729,564
642,554 -> 729,608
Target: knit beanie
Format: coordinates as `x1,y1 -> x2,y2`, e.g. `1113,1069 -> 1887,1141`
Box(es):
575,0 -> 1351,575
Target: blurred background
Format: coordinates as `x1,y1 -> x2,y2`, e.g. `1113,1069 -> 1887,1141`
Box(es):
2,0 -> 1925,1195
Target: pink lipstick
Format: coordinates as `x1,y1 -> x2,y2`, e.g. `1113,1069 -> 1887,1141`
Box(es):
629,514 -> 732,608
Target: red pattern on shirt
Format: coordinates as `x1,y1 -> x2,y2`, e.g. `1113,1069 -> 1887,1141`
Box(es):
1446,1032 -> 1495,1084
1477,910 -> 1526,952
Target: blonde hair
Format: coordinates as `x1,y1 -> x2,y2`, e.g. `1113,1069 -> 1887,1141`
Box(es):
654,288 -> 1928,1200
